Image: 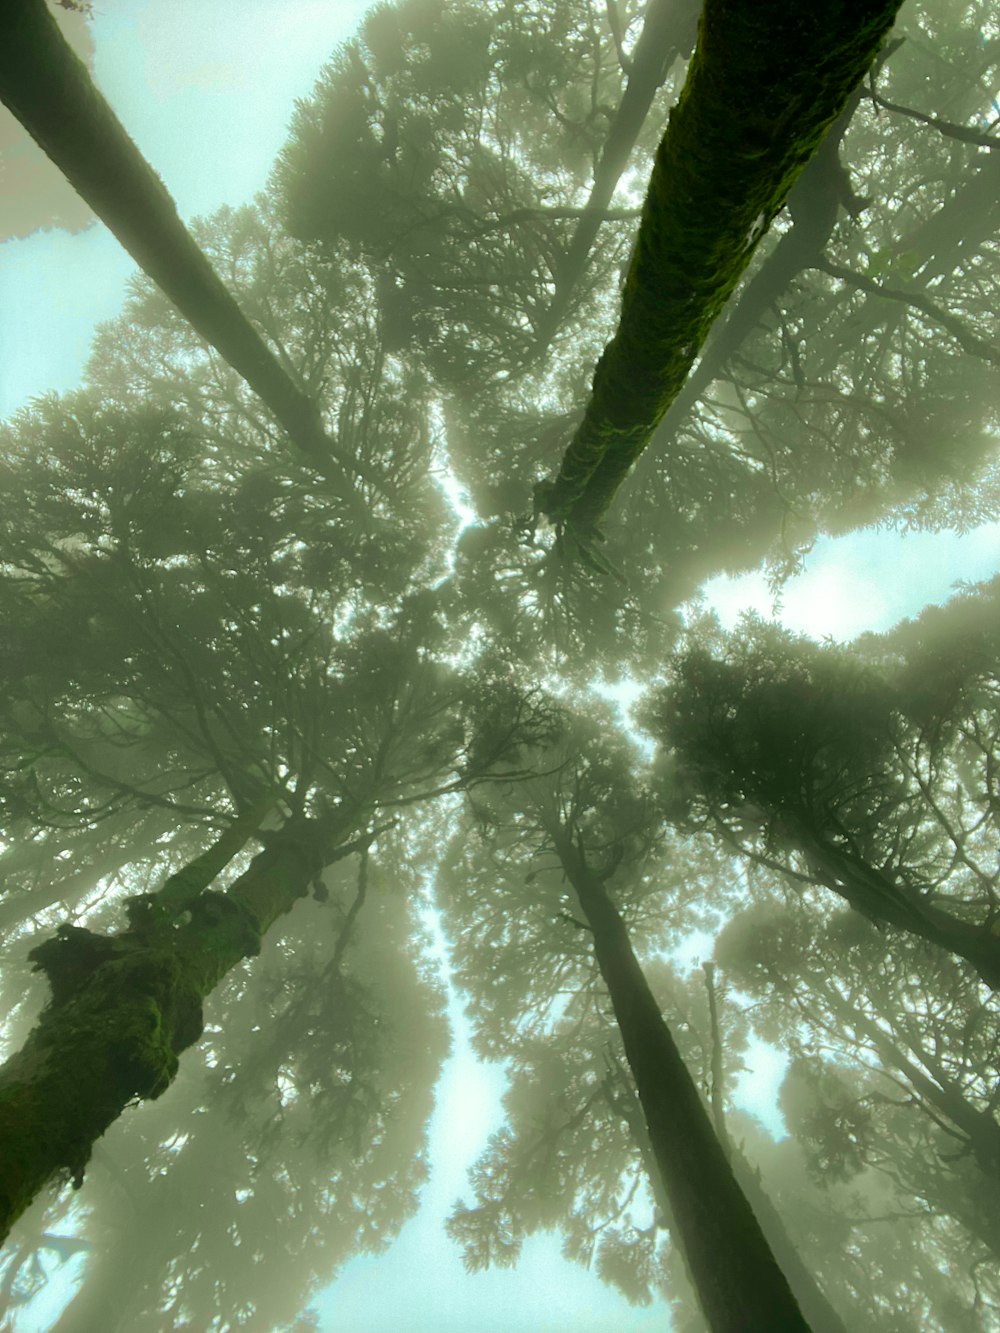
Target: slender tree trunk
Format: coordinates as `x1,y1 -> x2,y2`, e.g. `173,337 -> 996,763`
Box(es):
0,0 -> 361,498
535,0 -> 903,535
555,835 -> 812,1333
0,811 -> 354,1242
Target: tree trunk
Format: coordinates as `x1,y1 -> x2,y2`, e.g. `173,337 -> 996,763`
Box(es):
791,829 -> 1000,990
535,0 -> 903,535
638,91 -> 866,467
0,0 -> 360,498
0,812 -> 350,1242
556,836 -> 811,1333
700,963 -> 851,1333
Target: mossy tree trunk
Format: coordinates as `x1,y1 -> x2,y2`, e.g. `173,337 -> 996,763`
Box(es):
535,0 -> 904,536
640,86 -> 870,467
0,0 -> 359,496
555,835 -> 812,1333
0,811 -> 359,1243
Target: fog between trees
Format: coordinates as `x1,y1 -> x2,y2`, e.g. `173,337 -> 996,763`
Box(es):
0,0 -> 998,1328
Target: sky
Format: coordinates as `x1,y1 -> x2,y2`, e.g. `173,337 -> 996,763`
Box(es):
2,3 -> 999,1331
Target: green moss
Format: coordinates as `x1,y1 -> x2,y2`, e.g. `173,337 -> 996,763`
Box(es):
0,823 -> 321,1241
0,931 -> 205,1237
537,0 -> 904,534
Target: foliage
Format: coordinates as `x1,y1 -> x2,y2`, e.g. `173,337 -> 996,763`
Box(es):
2,0 -> 999,1326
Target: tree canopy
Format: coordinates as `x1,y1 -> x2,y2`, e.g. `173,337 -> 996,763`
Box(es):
0,0 -> 998,1329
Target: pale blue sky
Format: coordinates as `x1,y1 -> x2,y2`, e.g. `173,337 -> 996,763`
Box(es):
703,522 -> 1000,641
2,3 -> 998,1331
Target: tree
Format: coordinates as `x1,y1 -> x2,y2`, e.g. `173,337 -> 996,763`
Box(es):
533,0 -> 904,536
45,854 -> 449,1333
441,715 -> 810,1331
715,897 -> 1000,1319
649,588 -> 1000,986
1,0 -> 999,1325
0,398 -> 538,1240
278,0 -> 650,388
0,0 -> 361,497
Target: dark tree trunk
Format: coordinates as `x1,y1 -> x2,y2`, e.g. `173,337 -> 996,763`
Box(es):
790,828 -> 1000,990
0,813 -> 353,1242
700,964 -> 851,1333
556,836 -> 812,1333
640,90 -> 867,463
536,0 -> 903,535
0,0 -> 360,497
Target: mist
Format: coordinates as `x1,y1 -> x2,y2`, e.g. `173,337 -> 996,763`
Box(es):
0,1 -> 998,1330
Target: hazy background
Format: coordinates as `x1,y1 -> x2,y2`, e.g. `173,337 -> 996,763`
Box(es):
1,3 -> 998,1330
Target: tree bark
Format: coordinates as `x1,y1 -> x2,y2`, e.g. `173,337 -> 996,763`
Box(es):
0,812 -> 351,1242
556,836 -> 812,1333
637,91 -> 866,468
0,0 -> 360,496
535,0 -> 903,535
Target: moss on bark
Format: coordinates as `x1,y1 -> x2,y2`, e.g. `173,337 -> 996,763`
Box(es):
536,0 -> 904,536
0,817 -> 345,1243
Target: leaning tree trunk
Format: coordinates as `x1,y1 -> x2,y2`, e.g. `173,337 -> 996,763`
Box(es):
786,825 -> 1000,990
640,86 -> 869,469
555,835 -> 812,1333
0,0 -> 361,499
0,809 -> 361,1242
535,0 -> 904,536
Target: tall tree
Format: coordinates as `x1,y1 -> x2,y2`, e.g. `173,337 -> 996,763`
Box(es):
0,0 -> 361,496
534,0 -> 904,536
716,897 -> 1000,1302
649,588 -> 1000,986
442,715 -> 811,1331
